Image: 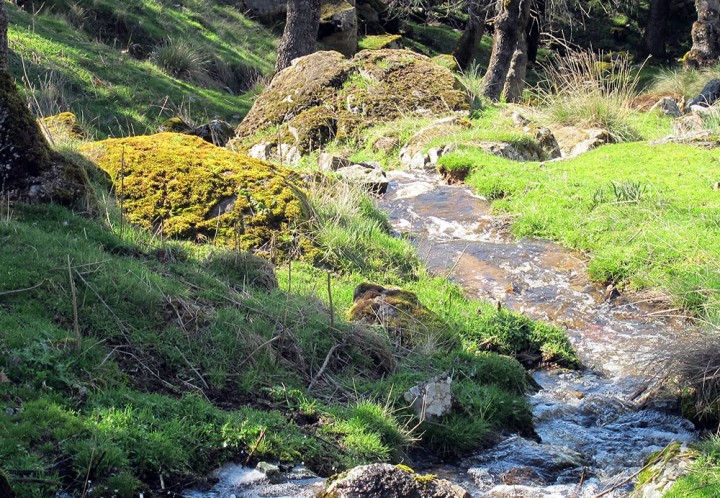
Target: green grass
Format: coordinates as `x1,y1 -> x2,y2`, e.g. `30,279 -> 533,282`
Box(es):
0,152 -> 577,495
7,0 -> 276,138
666,437 -> 720,497
448,142 -> 720,324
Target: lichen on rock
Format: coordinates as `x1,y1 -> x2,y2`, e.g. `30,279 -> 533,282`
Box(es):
79,133 -> 308,255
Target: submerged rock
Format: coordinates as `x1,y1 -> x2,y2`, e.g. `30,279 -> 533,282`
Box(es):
321,464 -> 471,498
79,133 -> 307,254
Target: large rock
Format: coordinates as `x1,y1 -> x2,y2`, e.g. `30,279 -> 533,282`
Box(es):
79,133 -> 306,254
649,97 -> 682,118
347,283 -> 457,351
321,464 -> 471,498
233,49 -> 469,155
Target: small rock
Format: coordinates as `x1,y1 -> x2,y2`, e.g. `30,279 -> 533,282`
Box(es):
649,97 -> 682,118
687,78 -> 720,108
714,182 -> 720,191
672,114 -> 706,136
248,142 -> 274,161
318,153 -> 352,172
403,375 -> 453,421
501,466 -> 544,485
335,163 -> 389,194
191,119 -> 235,146
256,461 -> 282,483
279,143 -> 301,165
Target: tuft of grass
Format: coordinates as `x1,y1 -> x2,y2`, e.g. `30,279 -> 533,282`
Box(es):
150,38 -> 209,83
533,49 -> 643,142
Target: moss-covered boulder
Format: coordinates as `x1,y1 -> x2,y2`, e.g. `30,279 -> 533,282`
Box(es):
79,133 -> 307,254
233,49 -> 469,154
0,73 -> 87,202
347,283 -> 458,352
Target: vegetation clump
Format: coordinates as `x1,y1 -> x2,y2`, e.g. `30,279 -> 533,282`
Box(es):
78,133 -> 307,254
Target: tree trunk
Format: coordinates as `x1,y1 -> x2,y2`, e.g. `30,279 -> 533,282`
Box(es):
275,0 -> 322,73
0,2 -> 85,202
687,0 -> 720,67
527,0 -> 544,63
452,0 -> 487,70
482,0 -> 524,101
502,0 -> 532,103
644,0 -> 669,59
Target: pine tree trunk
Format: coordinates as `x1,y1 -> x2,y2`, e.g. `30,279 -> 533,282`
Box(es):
502,0 -> 532,103
452,0 -> 487,70
275,0 -> 322,73
644,0 -> 669,59
482,0 -> 524,101
687,0 -> 720,67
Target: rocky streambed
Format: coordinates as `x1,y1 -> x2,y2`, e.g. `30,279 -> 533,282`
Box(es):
185,170 -> 696,498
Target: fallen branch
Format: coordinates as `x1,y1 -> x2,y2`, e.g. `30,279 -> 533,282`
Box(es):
244,428 -> 267,466
308,343 -> 341,390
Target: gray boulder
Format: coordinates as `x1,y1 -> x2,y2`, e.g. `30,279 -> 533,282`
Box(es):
321,464 -> 471,498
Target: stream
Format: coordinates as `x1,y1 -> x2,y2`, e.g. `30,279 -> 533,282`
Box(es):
186,170 -> 696,498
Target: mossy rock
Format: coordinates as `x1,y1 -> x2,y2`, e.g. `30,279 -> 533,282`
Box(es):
235,49 -> 469,152
235,51 -> 350,142
157,117 -> 193,134
358,34 -> 403,50
0,73 -> 87,203
79,133 -> 308,255
286,106 -> 338,152
431,54 -> 460,72
347,283 -> 458,352
40,112 -> 86,141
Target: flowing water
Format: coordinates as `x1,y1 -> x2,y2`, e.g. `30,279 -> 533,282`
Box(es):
186,170 -> 696,498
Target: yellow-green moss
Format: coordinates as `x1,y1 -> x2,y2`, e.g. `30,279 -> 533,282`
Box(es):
40,112 -> 86,141
157,117 -> 192,134
79,133 -> 308,254
358,34 -> 403,51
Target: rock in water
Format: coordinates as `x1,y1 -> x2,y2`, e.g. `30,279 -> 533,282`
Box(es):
321,464 -> 471,498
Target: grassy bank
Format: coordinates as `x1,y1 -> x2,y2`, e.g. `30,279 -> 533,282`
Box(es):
0,153 -> 576,496
6,1 -> 276,138
434,142 -> 720,324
